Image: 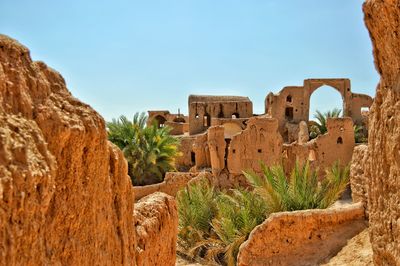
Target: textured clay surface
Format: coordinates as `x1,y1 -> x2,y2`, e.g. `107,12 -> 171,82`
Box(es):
363,0 -> 400,264
134,192 -> 178,266
0,35 -> 136,265
237,203 -> 367,266
324,228 -> 373,266
133,172 -> 212,201
350,145 -> 369,208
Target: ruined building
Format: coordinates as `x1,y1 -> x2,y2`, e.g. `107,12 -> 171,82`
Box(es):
148,78 -> 372,180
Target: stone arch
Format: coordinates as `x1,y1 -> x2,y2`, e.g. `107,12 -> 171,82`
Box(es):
309,83 -> 346,98
308,85 -> 345,120
305,79 -> 351,119
153,115 -> 166,128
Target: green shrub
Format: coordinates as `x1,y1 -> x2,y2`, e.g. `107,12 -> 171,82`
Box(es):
177,162 -> 349,265
211,188 -> 267,265
177,178 -> 219,259
177,179 -> 267,265
244,161 -> 350,212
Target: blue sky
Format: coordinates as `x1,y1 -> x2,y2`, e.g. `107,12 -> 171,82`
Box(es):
1,0 -> 378,120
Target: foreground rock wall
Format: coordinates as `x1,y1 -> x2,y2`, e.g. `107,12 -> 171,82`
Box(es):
0,35 -> 136,264
363,1 -> 400,264
350,145 -> 369,209
134,192 -> 178,266
237,203 -> 367,266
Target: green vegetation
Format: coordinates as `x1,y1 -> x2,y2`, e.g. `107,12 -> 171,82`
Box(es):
177,179 -> 267,265
354,125 -> 368,143
177,162 -> 349,265
309,108 -> 368,143
211,188 -> 268,265
244,161 -> 350,211
107,112 -> 181,185
309,108 -> 342,139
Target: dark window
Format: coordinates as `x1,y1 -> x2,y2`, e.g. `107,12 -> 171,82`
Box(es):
285,107 -> 294,121
286,95 -> 292,103
191,152 -> 196,164
258,149 -> 262,153
232,112 -> 239,119
154,115 -> 166,129
337,137 -> 343,144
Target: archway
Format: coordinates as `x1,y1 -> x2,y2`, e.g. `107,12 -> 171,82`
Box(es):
309,85 -> 344,121
153,115 -> 166,128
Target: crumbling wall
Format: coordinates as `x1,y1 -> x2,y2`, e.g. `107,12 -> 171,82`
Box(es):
165,121 -> 188,135
237,203 -> 367,266
265,79 -> 373,138
265,86 -> 306,136
193,133 -> 210,169
363,0 -> 400,264
210,117 -> 247,138
0,35 -> 136,264
283,118 -> 355,176
175,135 -> 197,171
309,117 -> 355,171
207,126 -> 226,175
147,110 -> 188,130
133,172 -> 212,200
350,93 -> 373,125
134,192 -> 178,266
188,95 -> 253,135
227,117 -> 283,174
350,145 -> 369,209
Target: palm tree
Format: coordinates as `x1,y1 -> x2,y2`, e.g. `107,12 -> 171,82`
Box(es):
211,189 -> 267,265
243,161 -> 350,212
309,108 -> 342,138
107,112 -> 181,185
176,179 -> 267,265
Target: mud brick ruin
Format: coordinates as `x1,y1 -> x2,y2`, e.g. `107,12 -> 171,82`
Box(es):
148,78 -> 373,181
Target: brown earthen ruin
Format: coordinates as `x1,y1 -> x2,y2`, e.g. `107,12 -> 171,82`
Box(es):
149,78 -> 370,182
0,35 -> 178,265
1,0 -> 399,263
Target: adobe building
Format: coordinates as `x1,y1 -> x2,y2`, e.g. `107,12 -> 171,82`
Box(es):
265,79 -> 373,140
188,95 -> 253,135
147,110 -> 189,135
148,78 -> 373,180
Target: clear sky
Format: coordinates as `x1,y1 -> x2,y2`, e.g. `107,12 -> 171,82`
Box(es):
0,0 -> 379,121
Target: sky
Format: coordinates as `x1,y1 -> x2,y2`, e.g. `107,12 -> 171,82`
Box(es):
0,0 -> 379,121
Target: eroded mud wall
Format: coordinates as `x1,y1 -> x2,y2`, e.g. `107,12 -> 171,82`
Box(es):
363,1 -> 400,264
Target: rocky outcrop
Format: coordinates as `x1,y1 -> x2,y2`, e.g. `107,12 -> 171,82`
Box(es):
363,1 -> 400,264
350,145 -> 369,209
237,203 -> 367,266
134,192 -> 178,266
0,35 -> 135,264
